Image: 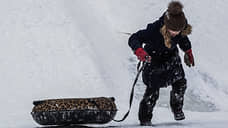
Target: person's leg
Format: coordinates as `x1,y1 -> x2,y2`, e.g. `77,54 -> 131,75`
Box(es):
170,78 -> 187,120
138,87 -> 159,125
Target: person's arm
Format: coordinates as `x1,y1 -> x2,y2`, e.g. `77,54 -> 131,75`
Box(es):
178,36 -> 192,52
128,22 -> 158,62
128,27 -> 151,62
128,25 -> 153,51
128,20 -> 161,51
178,36 -> 195,67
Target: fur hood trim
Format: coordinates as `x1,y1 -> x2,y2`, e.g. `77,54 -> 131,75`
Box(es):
181,24 -> 192,36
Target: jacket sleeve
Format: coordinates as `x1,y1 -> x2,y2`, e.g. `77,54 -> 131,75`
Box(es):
178,36 -> 192,52
128,23 -> 156,52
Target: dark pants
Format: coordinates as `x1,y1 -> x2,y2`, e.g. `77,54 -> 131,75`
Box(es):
138,78 -> 187,122
138,55 -> 187,122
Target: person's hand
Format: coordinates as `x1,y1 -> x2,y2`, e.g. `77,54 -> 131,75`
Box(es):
184,49 -> 195,67
135,48 -> 151,62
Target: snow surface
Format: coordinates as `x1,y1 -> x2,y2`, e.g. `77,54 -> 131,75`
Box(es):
0,0 -> 228,128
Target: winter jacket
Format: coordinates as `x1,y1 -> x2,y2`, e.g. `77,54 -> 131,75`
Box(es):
128,14 -> 192,63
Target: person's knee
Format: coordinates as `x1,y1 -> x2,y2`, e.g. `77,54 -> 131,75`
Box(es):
145,87 -> 159,97
173,78 -> 187,93
141,88 -> 159,105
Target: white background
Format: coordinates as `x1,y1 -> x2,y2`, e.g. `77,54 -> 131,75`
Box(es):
0,0 -> 228,127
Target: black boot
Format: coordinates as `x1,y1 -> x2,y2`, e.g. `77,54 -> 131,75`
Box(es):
138,88 -> 159,125
140,121 -> 152,126
170,79 -> 187,121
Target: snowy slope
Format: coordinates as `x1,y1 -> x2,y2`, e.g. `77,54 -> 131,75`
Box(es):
0,0 -> 228,128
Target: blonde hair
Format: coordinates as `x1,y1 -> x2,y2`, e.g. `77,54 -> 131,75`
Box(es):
160,25 -> 172,48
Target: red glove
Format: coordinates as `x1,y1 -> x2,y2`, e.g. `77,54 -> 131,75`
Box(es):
184,49 -> 195,67
135,48 -> 151,62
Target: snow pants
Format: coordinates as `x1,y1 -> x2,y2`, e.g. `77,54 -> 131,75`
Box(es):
138,55 -> 187,122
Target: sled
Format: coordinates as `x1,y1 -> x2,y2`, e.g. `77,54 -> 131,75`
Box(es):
31,97 -> 117,126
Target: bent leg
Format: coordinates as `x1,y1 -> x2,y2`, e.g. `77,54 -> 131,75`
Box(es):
170,78 -> 187,120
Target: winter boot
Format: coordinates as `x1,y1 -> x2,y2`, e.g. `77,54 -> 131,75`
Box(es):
138,88 -> 159,125
170,79 -> 187,121
140,121 -> 153,126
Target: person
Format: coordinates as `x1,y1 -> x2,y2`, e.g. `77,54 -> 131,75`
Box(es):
128,1 -> 195,126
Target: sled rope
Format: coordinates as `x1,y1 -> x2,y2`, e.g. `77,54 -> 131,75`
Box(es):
113,61 -> 146,122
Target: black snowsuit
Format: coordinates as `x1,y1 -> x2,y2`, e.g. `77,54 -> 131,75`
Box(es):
128,15 -> 191,122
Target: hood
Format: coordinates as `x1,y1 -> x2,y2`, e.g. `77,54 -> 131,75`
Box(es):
159,12 -> 192,36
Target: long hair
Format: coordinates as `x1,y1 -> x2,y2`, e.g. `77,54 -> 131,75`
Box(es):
160,25 -> 172,48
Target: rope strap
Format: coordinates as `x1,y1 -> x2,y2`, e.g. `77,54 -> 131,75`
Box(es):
113,61 -> 146,122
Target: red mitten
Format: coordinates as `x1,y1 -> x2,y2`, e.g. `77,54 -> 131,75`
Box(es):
135,48 -> 151,62
184,49 -> 195,67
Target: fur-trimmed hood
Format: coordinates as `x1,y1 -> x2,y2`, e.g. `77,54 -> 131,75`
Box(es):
159,12 -> 192,36
181,24 -> 192,36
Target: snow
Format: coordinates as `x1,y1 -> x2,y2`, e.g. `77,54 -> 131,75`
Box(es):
0,0 -> 228,128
